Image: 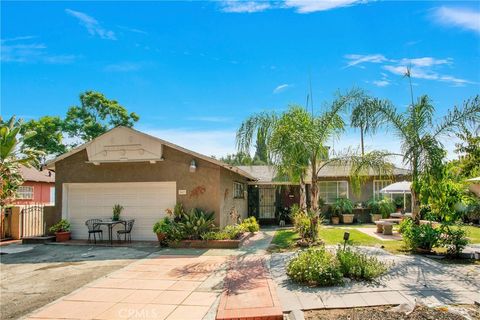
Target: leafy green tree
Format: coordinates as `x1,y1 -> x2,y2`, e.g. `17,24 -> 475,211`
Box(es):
453,123 -> 480,178
0,116 -> 41,207
219,152 -> 255,165
63,91 -> 140,144
20,116 -> 66,163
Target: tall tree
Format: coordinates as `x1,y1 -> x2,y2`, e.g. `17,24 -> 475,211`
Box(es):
350,92 -> 384,155
63,91 -> 140,144
236,89 -> 364,212
372,91 -> 480,214
0,116 -> 41,207
20,116 -> 66,164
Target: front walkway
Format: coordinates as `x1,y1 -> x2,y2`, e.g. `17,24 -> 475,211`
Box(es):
270,246 -> 480,312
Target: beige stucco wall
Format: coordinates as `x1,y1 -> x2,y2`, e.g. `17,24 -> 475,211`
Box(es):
53,146 -> 247,227
219,168 -> 249,228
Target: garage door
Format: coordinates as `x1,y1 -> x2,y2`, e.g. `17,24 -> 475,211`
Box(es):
64,182 -> 176,241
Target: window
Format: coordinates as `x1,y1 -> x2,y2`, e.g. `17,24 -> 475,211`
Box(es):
373,180 -> 392,200
233,182 -> 245,199
17,186 -> 34,199
318,181 -> 348,204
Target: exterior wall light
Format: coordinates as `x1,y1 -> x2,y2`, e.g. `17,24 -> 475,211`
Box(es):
189,160 -> 197,173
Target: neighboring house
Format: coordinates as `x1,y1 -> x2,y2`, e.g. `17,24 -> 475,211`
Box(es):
15,165 -> 55,205
238,165 -> 411,224
46,126 -> 254,241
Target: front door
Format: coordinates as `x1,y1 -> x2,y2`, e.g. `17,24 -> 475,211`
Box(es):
259,187 -> 276,220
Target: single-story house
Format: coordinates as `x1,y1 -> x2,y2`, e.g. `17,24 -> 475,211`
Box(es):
15,165 -> 55,205
238,165 -> 411,224
46,126 -> 254,241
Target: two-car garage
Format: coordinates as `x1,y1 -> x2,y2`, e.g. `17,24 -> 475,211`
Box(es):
63,182 -> 176,241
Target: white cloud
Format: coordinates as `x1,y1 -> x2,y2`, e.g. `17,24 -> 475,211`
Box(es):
65,9 -> 116,40
141,128 -> 236,157
284,0 -> 368,13
103,62 -> 142,72
344,54 -> 388,68
273,83 -> 290,94
1,42 -> 76,64
399,57 -> 452,67
344,53 -> 473,87
117,25 -> 148,35
372,80 -> 390,87
221,1 -> 271,13
432,6 -> 480,34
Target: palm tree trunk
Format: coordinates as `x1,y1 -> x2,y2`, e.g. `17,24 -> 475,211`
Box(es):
299,176 -> 307,210
360,126 -> 365,156
310,159 -> 319,211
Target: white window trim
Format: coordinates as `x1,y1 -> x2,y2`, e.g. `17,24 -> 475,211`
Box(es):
318,181 -> 349,204
233,181 -> 245,199
18,186 -> 34,199
373,180 -> 393,201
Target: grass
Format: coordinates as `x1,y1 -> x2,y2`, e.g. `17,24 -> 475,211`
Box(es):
269,226 -> 408,254
464,225 -> 480,243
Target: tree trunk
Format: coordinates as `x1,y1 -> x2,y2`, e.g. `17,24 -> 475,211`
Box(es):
299,176 -> 307,211
360,126 -> 365,156
310,160 -> 319,211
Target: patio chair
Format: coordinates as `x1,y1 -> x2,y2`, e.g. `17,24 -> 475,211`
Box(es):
117,219 -> 135,243
85,219 -> 103,244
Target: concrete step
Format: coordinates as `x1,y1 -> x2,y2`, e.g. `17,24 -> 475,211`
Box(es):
22,236 -> 56,244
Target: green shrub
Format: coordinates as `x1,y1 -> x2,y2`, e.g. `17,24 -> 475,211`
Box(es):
176,208 -> 216,240
153,217 -> 173,234
332,198 -> 354,215
112,204 -> 123,221
201,231 -> 228,240
286,247 -> 343,286
440,225 -> 469,257
49,219 -> 70,233
336,247 -> 387,281
240,216 -> 260,232
399,218 -> 441,251
201,224 -> 246,240
292,210 -> 311,239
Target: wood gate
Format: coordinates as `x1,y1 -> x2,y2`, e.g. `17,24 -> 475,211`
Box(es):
21,204 -> 45,238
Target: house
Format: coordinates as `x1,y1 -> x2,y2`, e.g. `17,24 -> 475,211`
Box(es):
238,165 -> 411,224
15,165 -> 55,205
46,126 -> 254,241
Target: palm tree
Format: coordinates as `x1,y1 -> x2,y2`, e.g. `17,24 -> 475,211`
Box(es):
236,89 -> 363,212
0,116 -> 40,207
350,92 -> 386,155
371,88 -> 480,213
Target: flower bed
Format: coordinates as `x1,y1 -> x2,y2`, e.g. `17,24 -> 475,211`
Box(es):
169,232 -> 254,249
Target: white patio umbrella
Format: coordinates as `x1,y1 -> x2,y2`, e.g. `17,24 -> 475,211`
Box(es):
380,180 -> 412,210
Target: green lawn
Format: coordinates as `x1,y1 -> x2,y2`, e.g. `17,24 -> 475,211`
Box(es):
464,226 -> 480,243
270,227 -> 408,254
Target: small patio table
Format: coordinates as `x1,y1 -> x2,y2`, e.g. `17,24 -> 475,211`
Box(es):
94,220 -> 126,245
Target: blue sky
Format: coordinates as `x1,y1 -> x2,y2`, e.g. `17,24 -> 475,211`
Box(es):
1,0 -> 479,161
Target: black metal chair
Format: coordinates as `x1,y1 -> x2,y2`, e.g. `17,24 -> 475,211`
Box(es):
85,219 -> 103,244
117,219 -> 135,243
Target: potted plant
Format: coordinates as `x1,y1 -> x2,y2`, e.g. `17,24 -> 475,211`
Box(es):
394,196 -> 403,213
378,198 -> 395,218
332,198 -> 354,224
49,219 -> 71,242
112,204 -> 124,221
367,199 -> 382,222
330,211 -> 341,225
153,217 -> 174,245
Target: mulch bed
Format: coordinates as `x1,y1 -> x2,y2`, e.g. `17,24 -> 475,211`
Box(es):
305,305 -> 480,320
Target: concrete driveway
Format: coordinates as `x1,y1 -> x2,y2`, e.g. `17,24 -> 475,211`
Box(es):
24,252 -> 228,320
1,243 -> 159,320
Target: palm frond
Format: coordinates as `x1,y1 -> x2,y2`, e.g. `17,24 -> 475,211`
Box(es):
433,95 -> 480,138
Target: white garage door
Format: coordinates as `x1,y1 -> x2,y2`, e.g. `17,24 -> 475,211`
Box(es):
63,182 -> 176,241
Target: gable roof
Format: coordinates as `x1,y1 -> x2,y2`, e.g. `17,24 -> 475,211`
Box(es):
45,126 -> 256,180
20,165 -> 55,183
237,165 -> 410,184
